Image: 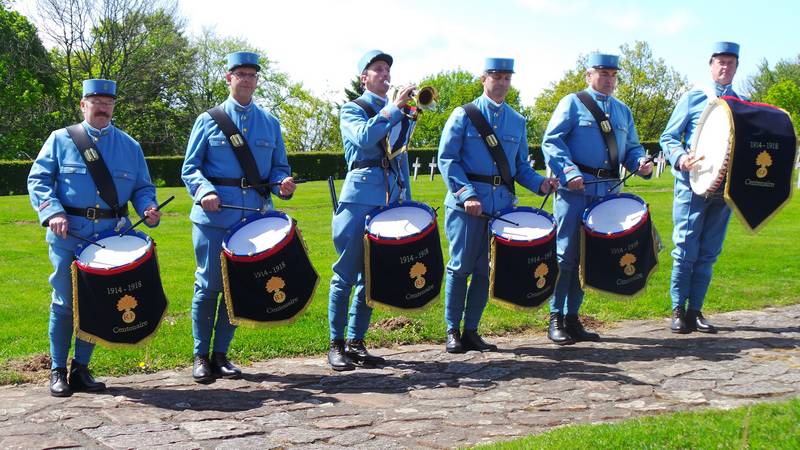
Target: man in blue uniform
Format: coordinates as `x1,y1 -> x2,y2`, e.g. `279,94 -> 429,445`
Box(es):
438,58 -> 558,353
542,53 -> 653,345
182,52 -> 296,383
327,50 -> 415,370
28,79 -> 162,397
660,42 -> 743,334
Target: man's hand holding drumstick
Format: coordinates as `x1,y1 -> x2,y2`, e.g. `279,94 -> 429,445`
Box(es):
678,151 -> 706,171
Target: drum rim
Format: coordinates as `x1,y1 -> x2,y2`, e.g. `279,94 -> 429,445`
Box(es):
690,98 -> 734,196
365,201 -> 437,240
222,210 -> 293,257
490,206 -> 556,244
74,229 -> 153,272
582,193 -> 650,238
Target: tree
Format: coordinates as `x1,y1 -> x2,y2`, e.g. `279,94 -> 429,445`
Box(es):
0,4 -> 59,159
745,55 -> 800,135
529,59 -> 587,144
763,80 -> 800,132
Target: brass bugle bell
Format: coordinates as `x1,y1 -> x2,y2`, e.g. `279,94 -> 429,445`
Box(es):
389,84 -> 439,113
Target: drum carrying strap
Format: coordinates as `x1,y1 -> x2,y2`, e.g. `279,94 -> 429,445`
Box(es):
575,91 -> 619,169
65,124 -> 121,212
206,106 -> 268,198
461,103 -> 515,194
350,98 -> 405,200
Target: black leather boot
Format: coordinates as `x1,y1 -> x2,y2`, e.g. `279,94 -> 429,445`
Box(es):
192,354 -> 215,384
445,328 -> 463,354
211,352 -> 242,379
564,314 -> 600,342
671,305 -> 689,334
548,312 -> 575,345
50,367 -> 72,397
461,329 -> 497,352
68,360 -> 106,392
328,340 -> 354,371
345,339 -> 385,365
686,309 -> 717,334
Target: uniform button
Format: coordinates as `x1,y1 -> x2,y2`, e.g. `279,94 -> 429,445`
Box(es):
242,190 -> 247,194
96,190 -> 100,195
362,176 -> 367,181
95,204 -> 101,208
493,125 -> 498,129
94,219 -> 99,224
494,112 -> 499,117
243,128 -> 248,132
604,160 -> 608,164
241,218 -> 247,222
492,186 -> 496,190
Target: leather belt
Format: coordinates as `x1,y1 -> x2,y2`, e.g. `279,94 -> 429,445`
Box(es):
575,163 -> 619,179
467,173 -> 505,186
207,177 -> 270,188
350,158 -> 390,171
64,205 -> 129,220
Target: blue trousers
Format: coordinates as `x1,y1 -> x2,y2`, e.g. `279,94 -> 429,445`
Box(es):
443,207 -> 490,331
47,245 -> 95,369
328,202 -> 374,340
549,188 -> 604,315
191,223 -> 236,355
670,175 -> 731,311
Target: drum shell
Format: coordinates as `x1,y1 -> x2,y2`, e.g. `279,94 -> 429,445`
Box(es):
489,207 -> 558,309
221,212 -> 318,327
580,195 -> 659,297
72,230 -> 168,347
364,202 -> 445,310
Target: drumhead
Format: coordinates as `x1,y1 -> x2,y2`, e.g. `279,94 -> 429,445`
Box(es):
226,215 -> 292,256
585,196 -> 647,235
77,235 -> 151,269
690,99 -> 733,195
367,206 -> 433,239
491,210 -> 554,241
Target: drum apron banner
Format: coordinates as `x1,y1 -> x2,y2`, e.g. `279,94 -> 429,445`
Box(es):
580,194 -> 659,297
489,207 -> 558,309
691,96 -> 797,232
221,211 -> 318,327
72,230 -> 168,348
364,202 -> 444,310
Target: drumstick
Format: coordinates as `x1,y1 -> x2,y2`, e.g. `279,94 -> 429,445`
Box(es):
582,179 -> 621,185
608,155 -> 656,192
267,179 -> 306,187
455,202 -> 520,226
538,190 -> 552,211
119,195 -> 175,236
68,231 -> 106,248
686,155 -> 706,168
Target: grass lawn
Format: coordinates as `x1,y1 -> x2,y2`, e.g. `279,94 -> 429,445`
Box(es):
1,171 -> 798,382
477,397 -> 800,449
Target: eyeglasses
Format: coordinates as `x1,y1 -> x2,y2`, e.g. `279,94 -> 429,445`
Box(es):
86,99 -> 115,107
232,72 -> 259,80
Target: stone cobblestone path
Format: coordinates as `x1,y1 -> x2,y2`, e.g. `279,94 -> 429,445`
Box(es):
2,305 -> 799,449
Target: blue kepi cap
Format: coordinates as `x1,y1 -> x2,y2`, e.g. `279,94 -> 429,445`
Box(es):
484,58 -> 514,73
227,52 -> 261,71
358,50 -> 393,74
712,41 -> 740,58
82,79 -> 116,98
588,53 -> 620,70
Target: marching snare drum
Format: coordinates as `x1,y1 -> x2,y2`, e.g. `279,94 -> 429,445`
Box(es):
489,207 -> 558,309
580,194 -> 658,297
691,96 -> 797,231
72,229 -> 168,347
221,211 -> 318,327
364,201 -> 444,310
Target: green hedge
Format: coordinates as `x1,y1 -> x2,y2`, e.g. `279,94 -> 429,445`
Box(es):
0,142 -> 663,196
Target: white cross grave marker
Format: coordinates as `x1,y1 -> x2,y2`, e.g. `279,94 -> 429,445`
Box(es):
429,157 -> 437,181
412,157 -> 421,180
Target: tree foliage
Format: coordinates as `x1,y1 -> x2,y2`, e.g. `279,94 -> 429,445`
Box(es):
0,3 -> 59,159
746,55 -> 800,133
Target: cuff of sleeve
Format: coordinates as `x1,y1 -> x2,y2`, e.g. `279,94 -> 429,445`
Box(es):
194,183 -> 216,202
668,147 -> 687,168
563,169 -> 582,185
456,186 -> 477,203
38,201 -> 64,226
384,104 -> 403,123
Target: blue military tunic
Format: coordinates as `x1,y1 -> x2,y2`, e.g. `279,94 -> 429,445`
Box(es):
438,94 -> 546,331
28,121 -> 158,368
182,96 -> 292,355
329,90 -> 411,341
542,87 -> 649,315
660,82 -> 742,311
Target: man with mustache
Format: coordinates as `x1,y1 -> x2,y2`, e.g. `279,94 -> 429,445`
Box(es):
438,58 -> 558,353
326,50 -> 414,371
182,52 -> 296,383
542,53 -> 653,345
28,79 -> 162,397
660,42 -> 743,334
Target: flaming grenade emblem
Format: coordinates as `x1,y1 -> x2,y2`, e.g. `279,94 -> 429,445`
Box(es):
410,262 -> 427,289
755,150 -> 773,179
117,294 -> 138,324
266,276 -> 286,303
620,253 -> 637,276
534,263 -> 549,289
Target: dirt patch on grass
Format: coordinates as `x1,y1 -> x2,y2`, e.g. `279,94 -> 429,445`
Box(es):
373,316 -> 415,332
1,353 -> 52,384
